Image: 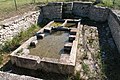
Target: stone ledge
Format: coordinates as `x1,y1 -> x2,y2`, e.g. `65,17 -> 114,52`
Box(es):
0,71 -> 41,80
10,20 -> 80,74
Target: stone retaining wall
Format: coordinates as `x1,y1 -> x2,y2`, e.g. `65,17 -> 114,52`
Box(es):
72,2 -> 91,17
0,71 -> 41,80
40,2 -> 109,22
0,11 -> 40,45
40,2 -> 63,20
89,6 -> 109,21
108,10 -> 120,53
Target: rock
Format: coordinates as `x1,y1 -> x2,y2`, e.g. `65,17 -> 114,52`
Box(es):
22,48 -> 30,55
52,26 -> 69,31
36,33 -> 45,40
70,28 -> 77,35
30,40 -> 38,47
64,42 -> 72,51
44,27 -> 52,33
0,11 -> 39,44
69,35 -> 76,42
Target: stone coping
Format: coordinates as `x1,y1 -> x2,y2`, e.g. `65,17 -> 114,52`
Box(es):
0,11 -> 40,27
110,10 -> 120,25
0,71 -> 41,80
10,20 -> 80,74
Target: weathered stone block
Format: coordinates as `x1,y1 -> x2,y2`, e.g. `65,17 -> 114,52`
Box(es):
69,35 -> 76,42
64,42 -> 72,51
22,48 -> 30,55
44,27 -> 52,33
0,71 -> 41,80
70,28 -> 77,35
36,33 -> 45,40
89,6 -> 109,21
52,26 -> 69,31
30,40 -> 38,47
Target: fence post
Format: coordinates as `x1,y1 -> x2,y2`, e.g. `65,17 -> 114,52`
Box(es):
33,0 -> 35,4
13,0 -> 17,10
113,0 -> 115,5
46,0 -> 48,3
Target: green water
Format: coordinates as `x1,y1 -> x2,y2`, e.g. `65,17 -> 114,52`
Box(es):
65,23 -> 76,28
29,31 -> 69,59
51,22 -> 63,27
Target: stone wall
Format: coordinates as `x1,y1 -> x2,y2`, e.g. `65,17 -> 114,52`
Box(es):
40,2 -> 109,22
0,11 -> 40,45
72,2 -> 92,17
62,2 -> 73,18
89,6 -> 109,21
0,71 -> 41,80
108,10 -> 120,53
41,2 -> 63,20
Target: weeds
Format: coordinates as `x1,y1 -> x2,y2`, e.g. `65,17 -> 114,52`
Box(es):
0,54 -> 3,65
74,71 -> 81,80
82,62 -> 90,75
0,24 -> 40,64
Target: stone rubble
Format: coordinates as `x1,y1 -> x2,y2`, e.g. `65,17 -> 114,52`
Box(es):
0,11 -> 40,45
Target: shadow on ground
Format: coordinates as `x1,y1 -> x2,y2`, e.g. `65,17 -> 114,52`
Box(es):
81,18 -> 120,80
0,61 -> 69,80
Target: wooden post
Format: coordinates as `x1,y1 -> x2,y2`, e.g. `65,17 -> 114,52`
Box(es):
33,0 -> 35,4
113,0 -> 115,5
46,0 -> 48,3
13,0 -> 17,10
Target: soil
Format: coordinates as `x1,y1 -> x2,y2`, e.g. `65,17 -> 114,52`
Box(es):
0,4 -> 38,21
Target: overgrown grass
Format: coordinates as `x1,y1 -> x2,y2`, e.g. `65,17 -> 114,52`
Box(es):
0,0 -> 64,12
0,24 -> 40,65
0,55 -> 3,65
97,0 -> 120,9
97,0 -> 113,8
0,24 -> 40,54
82,62 -> 90,75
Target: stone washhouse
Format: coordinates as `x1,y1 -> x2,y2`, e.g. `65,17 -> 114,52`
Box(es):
0,1 -> 120,79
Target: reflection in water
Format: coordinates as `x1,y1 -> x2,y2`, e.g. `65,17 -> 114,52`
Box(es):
65,23 -> 76,28
50,22 -> 62,27
29,31 -> 69,59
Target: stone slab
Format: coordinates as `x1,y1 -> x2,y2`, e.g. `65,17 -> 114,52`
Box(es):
64,42 -> 73,51
0,71 -> 41,80
69,35 -> 76,42
44,27 -> 52,33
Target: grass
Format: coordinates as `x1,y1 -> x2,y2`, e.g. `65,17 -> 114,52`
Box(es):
0,55 -> 3,65
82,62 -> 90,75
0,24 -> 40,64
74,71 -> 81,80
0,0 -> 65,21
1,24 -> 39,53
0,0 -> 64,11
97,0 -> 120,9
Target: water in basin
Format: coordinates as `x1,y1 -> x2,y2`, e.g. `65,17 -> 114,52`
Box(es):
29,31 -> 69,59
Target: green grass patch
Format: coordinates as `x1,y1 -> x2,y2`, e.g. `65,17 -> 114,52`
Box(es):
0,24 -> 40,54
82,62 -> 90,75
0,54 -> 3,65
51,22 -> 62,27
97,0 -> 120,9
